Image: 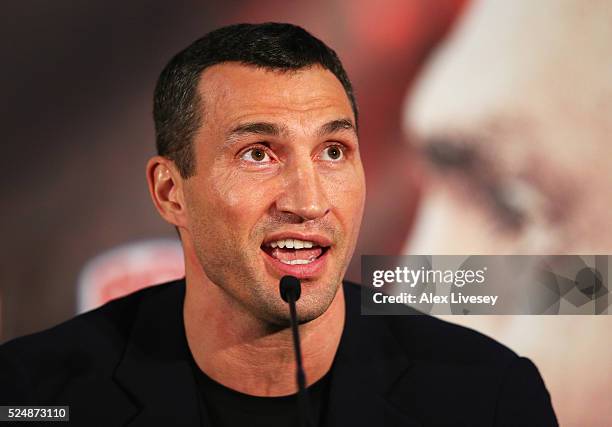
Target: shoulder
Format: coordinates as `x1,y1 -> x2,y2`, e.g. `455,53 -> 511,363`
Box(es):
0,279 -> 184,402
342,280 -> 516,364
342,281 -> 558,426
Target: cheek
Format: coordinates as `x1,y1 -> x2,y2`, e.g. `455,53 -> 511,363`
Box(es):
205,167 -> 277,234
325,167 -> 366,232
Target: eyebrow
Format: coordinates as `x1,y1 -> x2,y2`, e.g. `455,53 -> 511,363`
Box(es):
422,138 -> 478,170
422,135 -> 554,200
223,122 -> 287,148
317,118 -> 357,137
229,122 -> 287,138
224,118 -> 357,147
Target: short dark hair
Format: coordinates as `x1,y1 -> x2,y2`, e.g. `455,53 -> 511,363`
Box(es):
153,22 -> 358,178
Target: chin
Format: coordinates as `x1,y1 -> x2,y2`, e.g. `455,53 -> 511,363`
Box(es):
259,284 -> 336,327
298,283 -> 340,320
296,310 -> 326,325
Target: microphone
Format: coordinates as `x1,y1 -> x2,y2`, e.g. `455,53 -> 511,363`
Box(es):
279,275 -> 314,427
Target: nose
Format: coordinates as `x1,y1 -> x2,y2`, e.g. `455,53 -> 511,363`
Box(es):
275,160 -> 330,221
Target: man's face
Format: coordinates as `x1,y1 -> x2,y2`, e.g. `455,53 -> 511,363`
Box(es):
181,63 -> 365,324
401,6 -> 612,424
403,4 -> 612,256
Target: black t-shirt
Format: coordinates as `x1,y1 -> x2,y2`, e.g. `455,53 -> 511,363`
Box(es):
192,363 -> 331,427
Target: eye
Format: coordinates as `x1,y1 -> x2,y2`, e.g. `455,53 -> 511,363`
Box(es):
320,145 -> 344,161
485,179 -> 545,232
240,147 -> 271,163
487,185 -> 527,231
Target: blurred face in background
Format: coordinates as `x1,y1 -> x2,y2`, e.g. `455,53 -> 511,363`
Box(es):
401,1 -> 612,424
404,0 -> 612,256
180,63 -> 365,325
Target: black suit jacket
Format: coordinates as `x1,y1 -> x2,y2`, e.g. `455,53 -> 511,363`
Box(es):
0,280 -> 557,426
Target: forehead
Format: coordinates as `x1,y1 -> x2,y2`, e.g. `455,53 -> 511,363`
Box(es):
196,62 -> 354,133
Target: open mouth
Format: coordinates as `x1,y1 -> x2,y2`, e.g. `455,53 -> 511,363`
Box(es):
261,238 -> 331,265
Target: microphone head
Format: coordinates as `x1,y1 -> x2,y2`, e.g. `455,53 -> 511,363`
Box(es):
279,275 -> 301,303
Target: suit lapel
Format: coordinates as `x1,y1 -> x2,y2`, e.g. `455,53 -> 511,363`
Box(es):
114,280 -> 203,427
325,283 -> 422,427
111,280 -> 421,427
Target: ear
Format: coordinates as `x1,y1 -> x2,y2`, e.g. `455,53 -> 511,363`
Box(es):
146,156 -> 188,228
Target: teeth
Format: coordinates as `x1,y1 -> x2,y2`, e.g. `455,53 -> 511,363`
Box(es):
280,259 -> 315,265
267,238 -> 319,249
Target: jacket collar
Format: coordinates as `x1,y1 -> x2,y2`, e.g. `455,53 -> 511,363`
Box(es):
114,279 -> 202,426
325,283 -> 422,426
113,280 -> 421,426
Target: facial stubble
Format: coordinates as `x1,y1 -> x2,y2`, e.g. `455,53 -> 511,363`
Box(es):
191,214 -> 347,328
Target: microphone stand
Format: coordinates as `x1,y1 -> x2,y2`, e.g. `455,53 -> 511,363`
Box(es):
280,275 -> 315,427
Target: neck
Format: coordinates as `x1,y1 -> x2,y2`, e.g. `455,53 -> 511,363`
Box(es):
183,259 -> 345,397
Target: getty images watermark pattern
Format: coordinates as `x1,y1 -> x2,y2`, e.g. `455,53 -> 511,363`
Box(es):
361,256 -> 610,315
